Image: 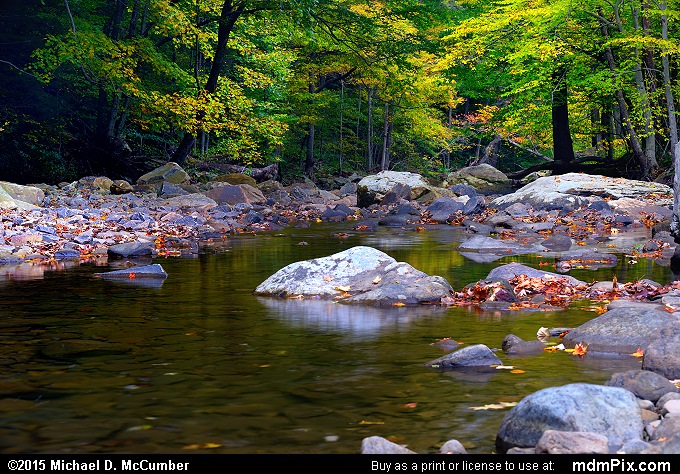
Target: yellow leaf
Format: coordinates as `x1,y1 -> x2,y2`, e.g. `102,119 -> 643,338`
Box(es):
392,302 -> 406,306
359,420 -> 384,425
372,275 -> 382,284
630,348 -> 644,358
469,402 -> 518,411
335,285 -> 351,292
183,442 -> 222,450
510,369 -> 525,374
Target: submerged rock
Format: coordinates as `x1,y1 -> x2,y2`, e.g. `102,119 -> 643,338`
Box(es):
425,344 -> 502,370
94,263 -> 168,280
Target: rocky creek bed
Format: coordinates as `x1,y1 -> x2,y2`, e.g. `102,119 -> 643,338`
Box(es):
2,163 -> 680,454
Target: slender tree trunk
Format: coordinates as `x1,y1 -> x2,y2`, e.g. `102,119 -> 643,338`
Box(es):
443,106 -> 452,169
339,80 -> 344,175
551,70 -> 575,174
304,75 -> 316,178
632,5 -> 656,162
380,101 -> 390,170
172,0 -> 244,165
661,2 -> 678,162
599,10 -> 656,178
661,1 -> 680,242
367,87 -> 374,170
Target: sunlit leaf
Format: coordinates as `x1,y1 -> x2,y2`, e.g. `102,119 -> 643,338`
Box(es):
469,402 -> 518,411
183,443 -> 222,450
630,348 -> 644,358
572,342 -> 588,358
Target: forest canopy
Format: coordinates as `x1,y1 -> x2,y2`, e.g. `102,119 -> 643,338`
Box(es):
0,0 -> 678,184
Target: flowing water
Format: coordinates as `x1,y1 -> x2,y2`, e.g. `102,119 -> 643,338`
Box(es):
0,222 -> 671,454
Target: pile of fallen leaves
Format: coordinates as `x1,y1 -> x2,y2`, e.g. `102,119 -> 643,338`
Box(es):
441,273 -> 680,311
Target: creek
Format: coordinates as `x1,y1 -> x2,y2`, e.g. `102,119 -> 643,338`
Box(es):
0,222 -> 671,454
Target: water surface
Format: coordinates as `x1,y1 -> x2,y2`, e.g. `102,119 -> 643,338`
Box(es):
0,223 -> 670,454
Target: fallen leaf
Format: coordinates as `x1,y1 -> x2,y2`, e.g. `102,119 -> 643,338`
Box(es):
469,402 -> 518,411
359,420 -> 384,425
510,369 -> 525,374
323,275 -> 333,282
392,302 -> 406,306
401,402 -> 418,409
335,285 -> 351,292
372,275 -> 382,284
572,342 -> 588,358
183,443 -> 222,450
630,348 -> 644,358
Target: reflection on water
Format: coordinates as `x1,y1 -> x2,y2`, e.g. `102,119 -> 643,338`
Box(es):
257,297 -> 450,341
0,222 -> 671,454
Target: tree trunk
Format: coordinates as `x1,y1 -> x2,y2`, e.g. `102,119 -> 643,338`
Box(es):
632,6 -> 656,162
380,101 -> 390,171
479,134 -> 501,167
661,1 -> 678,163
599,11 -> 656,178
551,70 -> 575,174
304,76 -> 316,178
367,87 -> 374,170
171,0 -> 244,165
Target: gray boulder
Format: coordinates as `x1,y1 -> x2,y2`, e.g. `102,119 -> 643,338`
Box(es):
425,344 -> 502,370
357,171 -> 433,207
203,184 -> 266,205
253,246 -> 453,306
438,439 -> 467,454
502,334 -> 546,356
361,436 -> 416,454
496,383 -> 644,453
491,173 -> 672,212
426,197 -> 465,223
137,162 -> 189,185
446,164 -> 511,195
0,181 -> 44,210
562,307 -> 678,354
642,323 -> 680,379
535,430 -> 610,454
605,370 -> 679,403
107,240 -> 155,258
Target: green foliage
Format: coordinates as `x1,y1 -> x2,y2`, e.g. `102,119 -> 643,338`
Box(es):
2,0 -> 679,183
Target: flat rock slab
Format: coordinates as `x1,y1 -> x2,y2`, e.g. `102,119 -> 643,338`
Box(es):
253,245 -> 453,306
95,263 -> 168,280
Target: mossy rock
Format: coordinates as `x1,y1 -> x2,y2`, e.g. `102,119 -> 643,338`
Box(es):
215,173 -> 257,186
